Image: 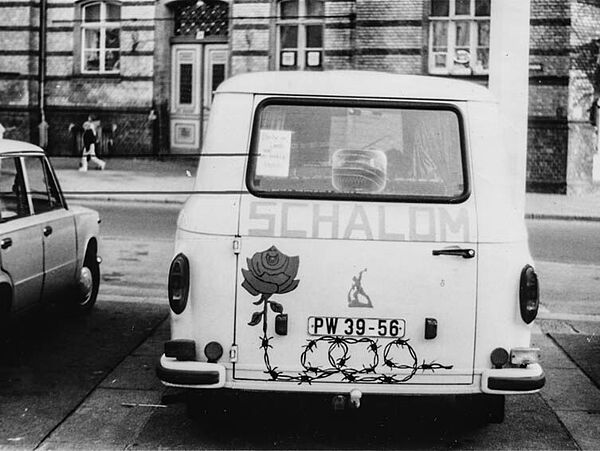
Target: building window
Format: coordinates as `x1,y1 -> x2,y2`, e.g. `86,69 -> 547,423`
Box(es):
277,0 -> 324,71
174,1 -> 229,37
428,0 -> 490,75
81,1 -> 121,73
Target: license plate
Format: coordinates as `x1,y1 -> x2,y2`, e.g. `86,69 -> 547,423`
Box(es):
307,316 -> 405,339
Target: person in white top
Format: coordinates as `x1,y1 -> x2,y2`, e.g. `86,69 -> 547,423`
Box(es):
79,116 -> 106,171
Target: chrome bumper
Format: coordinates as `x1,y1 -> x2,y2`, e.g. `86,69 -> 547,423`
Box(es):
481,363 -> 545,394
156,354 -> 226,389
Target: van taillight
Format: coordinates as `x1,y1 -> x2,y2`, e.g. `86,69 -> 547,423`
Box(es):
519,265 -> 539,324
168,253 -> 189,314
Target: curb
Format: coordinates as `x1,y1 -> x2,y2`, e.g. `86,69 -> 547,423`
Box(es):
525,213 -> 600,222
66,196 -> 187,205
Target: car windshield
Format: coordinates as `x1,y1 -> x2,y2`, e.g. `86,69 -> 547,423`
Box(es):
247,101 -> 466,201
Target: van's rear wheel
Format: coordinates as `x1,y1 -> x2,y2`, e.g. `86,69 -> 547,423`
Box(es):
484,394 -> 506,424
186,391 -> 237,423
458,394 -> 505,424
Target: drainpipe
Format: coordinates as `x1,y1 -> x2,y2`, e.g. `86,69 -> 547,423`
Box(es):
594,98 -> 600,183
38,0 -> 48,148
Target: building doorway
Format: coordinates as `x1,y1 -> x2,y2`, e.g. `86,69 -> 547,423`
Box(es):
170,43 -> 228,153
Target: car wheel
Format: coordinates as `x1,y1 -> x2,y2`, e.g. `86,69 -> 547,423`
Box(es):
73,249 -> 100,313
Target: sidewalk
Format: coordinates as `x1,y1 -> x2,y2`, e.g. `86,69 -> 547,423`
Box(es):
52,156 -> 600,220
52,157 -> 197,204
526,192 -> 600,221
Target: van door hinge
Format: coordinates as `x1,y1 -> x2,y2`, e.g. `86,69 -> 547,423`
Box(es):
232,237 -> 241,255
229,344 -> 238,362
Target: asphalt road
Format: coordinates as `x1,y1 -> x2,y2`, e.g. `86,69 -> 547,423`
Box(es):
91,202 -> 179,240
89,201 -> 600,319
528,219 -> 600,265
89,201 -> 600,266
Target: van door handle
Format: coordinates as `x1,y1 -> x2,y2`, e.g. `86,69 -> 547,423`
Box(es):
43,226 -> 53,237
1,238 -> 12,249
432,248 -> 475,259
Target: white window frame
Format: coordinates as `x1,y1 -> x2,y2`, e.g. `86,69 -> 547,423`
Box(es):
276,0 -> 324,71
428,0 -> 490,76
81,1 -> 121,74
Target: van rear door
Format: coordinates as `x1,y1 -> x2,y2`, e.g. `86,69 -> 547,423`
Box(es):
234,98 -> 477,386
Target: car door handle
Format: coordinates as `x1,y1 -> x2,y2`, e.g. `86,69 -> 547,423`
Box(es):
1,238 -> 12,249
43,226 -> 53,237
432,248 -> 475,259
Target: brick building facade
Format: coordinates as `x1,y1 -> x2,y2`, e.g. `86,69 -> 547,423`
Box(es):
0,0 -> 599,193
529,0 -> 600,194
0,0 -> 158,156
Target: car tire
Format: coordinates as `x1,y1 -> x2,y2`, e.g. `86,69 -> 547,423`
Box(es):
72,247 -> 100,313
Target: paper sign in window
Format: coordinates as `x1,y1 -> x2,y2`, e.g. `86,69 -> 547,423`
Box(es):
307,51 -> 321,67
256,130 -> 292,178
281,51 -> 296,67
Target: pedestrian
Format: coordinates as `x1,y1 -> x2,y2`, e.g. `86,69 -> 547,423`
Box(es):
80,116 -> 106,171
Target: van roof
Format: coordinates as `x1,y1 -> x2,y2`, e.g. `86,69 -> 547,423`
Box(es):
217,71 -> 496,102
0,139 -> 44,155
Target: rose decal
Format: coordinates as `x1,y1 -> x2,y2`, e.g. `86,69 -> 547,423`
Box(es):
242,246 -> 299,297
242,246 -> 299,329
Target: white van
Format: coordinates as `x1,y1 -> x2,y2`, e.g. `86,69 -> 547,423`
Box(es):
157,71 -> 544,423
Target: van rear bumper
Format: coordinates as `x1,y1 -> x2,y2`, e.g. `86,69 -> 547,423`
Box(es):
157,356 -> 544,395
156,354 -> 226,389
481,363 -> 545,394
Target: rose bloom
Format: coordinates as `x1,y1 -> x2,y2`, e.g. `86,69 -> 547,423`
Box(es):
242,246 -> 299,296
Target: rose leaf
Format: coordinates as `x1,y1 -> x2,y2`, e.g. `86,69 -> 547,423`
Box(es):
248,311 -> 263,326
269,301 -> 284,313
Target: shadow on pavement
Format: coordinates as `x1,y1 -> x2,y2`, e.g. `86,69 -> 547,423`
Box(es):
134,389 -> 576,450
550,331 -> 600,389
0,301 -> 168,449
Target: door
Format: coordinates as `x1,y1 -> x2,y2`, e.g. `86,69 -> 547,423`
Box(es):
170,43 -> 229,153
22,156 -> 76,299
170,44 -> 202,153
0,155 -> 43,311
234,99 -> 478,386
202,44 -> 228,133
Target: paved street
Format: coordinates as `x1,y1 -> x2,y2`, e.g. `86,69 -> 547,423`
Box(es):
0,300 -> 168,449
1,202 -> 599,449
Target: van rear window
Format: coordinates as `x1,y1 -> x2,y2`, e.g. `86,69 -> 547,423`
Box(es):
247,100 -> 467,202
